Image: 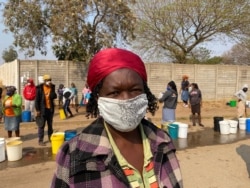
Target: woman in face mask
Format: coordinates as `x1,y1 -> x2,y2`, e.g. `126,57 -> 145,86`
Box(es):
51,48 -> 183,188
159,81 -> 178,123
2,86 -> 22,138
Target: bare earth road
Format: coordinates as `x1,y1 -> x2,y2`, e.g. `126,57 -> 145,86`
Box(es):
0,102 -> 250,188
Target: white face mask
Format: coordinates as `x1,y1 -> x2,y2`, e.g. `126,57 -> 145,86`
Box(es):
98,94 -> 148,132
188,86 -> 192,92
45,81 -> 51,85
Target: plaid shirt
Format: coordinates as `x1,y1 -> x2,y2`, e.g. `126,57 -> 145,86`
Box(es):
51,118 -> 183,188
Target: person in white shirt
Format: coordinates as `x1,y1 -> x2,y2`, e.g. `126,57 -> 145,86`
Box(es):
235,84 -> 248,118
63,88 -> 74,118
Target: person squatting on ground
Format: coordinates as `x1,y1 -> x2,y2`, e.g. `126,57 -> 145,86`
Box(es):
235,84 -> 248,118
35,75 -> 57,146
51,48 -> 183,188
180,75 -> 190,107
159,80 -> 178,123
23,78 -> 36,121
62,87 -> 74,118
57,84 -> 64,108
2,86 -> 22,138
189,83 -> 204,127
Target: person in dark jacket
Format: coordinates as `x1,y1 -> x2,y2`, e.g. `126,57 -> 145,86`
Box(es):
189,83 -> 204,127
159,81 -> 178,123
35,74 -> 57,146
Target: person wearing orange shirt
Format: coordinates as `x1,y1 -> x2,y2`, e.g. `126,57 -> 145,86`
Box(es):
35,75 -> 57,146
2,86 -> 22,138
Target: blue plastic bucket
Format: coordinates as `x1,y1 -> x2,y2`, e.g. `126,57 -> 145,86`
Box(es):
168,124 -> 179,139
22,111 -> 31,122
246,119 -> 250,133
65,130 -> 77,141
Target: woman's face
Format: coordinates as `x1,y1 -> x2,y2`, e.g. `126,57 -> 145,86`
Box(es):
99,68 -> 144,100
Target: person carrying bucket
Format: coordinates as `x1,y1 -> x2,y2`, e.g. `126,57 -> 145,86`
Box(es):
234,84 -> 248,118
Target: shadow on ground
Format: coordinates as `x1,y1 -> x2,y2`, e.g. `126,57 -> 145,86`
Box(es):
236,144 -> 250,178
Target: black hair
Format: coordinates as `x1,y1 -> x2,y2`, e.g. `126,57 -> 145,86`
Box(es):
86,81 -> 159,118
168,81 -> 177,92
191,83 -> 199,89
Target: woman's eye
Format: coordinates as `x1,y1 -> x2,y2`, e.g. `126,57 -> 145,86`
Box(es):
107,91 -> 119,96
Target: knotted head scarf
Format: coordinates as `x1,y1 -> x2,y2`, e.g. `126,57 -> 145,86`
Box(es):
87,48 -> 147,91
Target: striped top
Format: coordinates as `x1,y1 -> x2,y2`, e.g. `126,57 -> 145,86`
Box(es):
105,123 -> 159,188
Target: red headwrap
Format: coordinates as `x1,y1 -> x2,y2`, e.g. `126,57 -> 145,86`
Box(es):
87,48 -> 147,91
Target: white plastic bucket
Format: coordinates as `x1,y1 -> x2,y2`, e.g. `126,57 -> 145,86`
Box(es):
229,120 -> 238,134
219,120 -> 230,134
5,137 -> 21,145
6,140 -> 23,161
178,138 -> 188,149
0,139 -> 5,162
239,118 -> 246,130
178,123 -> 188,138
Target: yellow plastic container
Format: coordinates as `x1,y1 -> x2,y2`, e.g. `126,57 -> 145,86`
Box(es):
59,109 -> 66,120
51,132 -> 65,155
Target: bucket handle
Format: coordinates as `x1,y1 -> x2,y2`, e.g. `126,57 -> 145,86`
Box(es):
167,125 -> 177,129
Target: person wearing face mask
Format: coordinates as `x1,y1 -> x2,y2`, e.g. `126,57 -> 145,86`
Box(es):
51,48 -> 183,188
35,75 -> 57,146
235,84 -> 248,118
23,78 -> 36,121
2,86 -> 22,138
159,81 -> 178,123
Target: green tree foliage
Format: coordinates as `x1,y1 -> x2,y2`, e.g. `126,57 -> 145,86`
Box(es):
2,46 -> 18,63
133,0 -> 250,64
3,0 -> 136,65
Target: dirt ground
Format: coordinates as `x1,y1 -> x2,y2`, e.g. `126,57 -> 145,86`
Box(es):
0,101 -> 250,188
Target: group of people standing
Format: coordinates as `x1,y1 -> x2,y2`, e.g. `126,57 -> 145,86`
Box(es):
0,75 -> 92,146
159,75 -> 204,127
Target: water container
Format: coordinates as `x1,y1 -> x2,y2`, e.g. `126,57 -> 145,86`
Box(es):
64,130 -> 77,141
0,138 -> 5,162
59,109 -> 66,120
239,118 -> 246,130
22,111 -> 31,122
51,132 -> 65,155
228,120 -> 238,134
178,123 -> 188,138
6,140 -> 23,161
219,120 -> 230,134
229,100 -> 237,107
5,137 -> 21,145
168,124 -> 179,139
246,119 -> 250,133
213,117 -> 224,132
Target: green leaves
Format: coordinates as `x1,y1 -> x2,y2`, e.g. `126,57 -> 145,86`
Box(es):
3,0 -> 136,66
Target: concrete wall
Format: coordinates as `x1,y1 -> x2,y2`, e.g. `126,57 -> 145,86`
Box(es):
0,60 -> 249,102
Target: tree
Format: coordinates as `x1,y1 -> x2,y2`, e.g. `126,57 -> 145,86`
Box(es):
132,0 -> 250,64
3,0 -> 136,66
222,43 -> 250,65
2,46 -> 18,63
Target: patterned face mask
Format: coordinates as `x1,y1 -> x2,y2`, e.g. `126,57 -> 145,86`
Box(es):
98,94 -> 148,132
